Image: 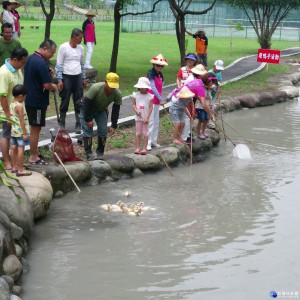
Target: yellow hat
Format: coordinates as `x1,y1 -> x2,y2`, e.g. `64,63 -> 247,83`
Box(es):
191,64 -> 207,75
150,54 -> 168,66
177,86 -> 195,99
106,72 -> 119,88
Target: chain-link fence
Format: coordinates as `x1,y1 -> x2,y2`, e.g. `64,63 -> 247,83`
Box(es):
121,0 -> 300,41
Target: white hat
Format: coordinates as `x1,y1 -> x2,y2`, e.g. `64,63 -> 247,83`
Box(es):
150,54 -> 168,66
191,64 -> 207,75
214,60 -> 224,71
177,86 -> 195,99
134,77 -> 151,89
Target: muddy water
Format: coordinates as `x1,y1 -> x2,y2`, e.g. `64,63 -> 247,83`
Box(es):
22,100 -> 300,300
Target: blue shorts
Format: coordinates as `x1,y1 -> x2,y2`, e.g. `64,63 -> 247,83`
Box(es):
196,108 -> 209,121
11,136 -> 30,147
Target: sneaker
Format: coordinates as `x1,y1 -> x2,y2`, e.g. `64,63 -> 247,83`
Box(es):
197,134 -> 206,140
153,143 -> 161,148
146,145 -> 152,151
84,64 -> 94,69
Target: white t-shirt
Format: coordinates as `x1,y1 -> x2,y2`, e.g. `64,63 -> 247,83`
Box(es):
3,10 -> 16,32
56,42 -> 84,76
133,91 -> 154,121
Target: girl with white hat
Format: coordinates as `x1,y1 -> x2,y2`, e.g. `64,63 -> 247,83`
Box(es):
132,77 -> 153,155
169,86 -> 194,145
146,53 -> 168,151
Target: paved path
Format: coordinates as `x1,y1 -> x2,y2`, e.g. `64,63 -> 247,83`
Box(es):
1,47 -> 300,153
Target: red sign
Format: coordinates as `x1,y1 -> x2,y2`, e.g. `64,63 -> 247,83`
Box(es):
257,49 -> 281,64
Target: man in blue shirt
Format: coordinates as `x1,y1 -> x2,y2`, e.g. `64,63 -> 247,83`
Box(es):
24,39 -> 57,165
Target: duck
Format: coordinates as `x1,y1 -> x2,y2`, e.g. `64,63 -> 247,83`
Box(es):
100,204 -> 112,211
128,207 -> 142,216
123,190 -> 131,197
120,203 -> 129,213
110,203 -> 122,212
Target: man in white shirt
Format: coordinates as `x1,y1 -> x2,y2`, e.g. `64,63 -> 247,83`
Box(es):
55,28 -> 86,133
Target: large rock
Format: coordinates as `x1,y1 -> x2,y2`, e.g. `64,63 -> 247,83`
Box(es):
88,160 -> 112,179
17,172 -> 53,220
278,86 -> 299,98
0,277 -> 9,300
3,255 -> 22,282
234,94 -> 258,108
10,223 -> 23,240
256,92 -> 276,106
191,138 -> 213,153
104,155 -> 135,173
0,183 -> 34,238
154,147 -> 180,165
205,129 -> 221,145
126,153 -> 161,171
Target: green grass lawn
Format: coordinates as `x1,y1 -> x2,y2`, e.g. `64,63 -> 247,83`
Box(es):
18,19 -> 300,117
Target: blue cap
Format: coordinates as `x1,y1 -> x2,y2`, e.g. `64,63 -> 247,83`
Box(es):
184,54 -> 197,61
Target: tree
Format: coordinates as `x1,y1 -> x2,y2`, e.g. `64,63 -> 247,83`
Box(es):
110,0 -> 163,73
168,0 -> 217,66
40,0 -> 55,40
222,0 -> 300,49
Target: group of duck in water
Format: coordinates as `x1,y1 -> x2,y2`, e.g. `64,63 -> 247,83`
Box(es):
100,191 -> 155,216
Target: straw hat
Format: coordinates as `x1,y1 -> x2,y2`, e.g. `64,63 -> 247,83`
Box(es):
191,64 -> 207,75
106,72 -> 119,88
86,9 -> 96,16
10,1 -> 20,8
177,86 -> 195,99
134,77 -> 151,89
150,54 -> 168,66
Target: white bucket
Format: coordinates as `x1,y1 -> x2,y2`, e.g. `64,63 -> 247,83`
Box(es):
232,144 -> 252,160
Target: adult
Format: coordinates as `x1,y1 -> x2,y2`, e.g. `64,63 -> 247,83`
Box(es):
24,39 -> 57,165
0,23 -> 21,66
0,46 -> 27,170
185,28 -> 208,67
2,1 -> 16,36
10,0 -> 21,39
82,9 -> 96,69
80,72 -> 122,160
55,28 -> 86,134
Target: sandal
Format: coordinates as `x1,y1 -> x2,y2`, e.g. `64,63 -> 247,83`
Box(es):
29,159 -> 49,166
11,169 -> 18,173
16,170 -> 32,177
134,150 -> 140,154
140,150 -> 147,155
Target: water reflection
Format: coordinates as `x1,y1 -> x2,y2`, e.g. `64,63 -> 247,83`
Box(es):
22,101 -> 300,300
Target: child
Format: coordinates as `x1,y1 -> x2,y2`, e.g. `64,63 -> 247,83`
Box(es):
82,10 -> 96,69
132,77 -> 153,155
11,1 -> 21,38
146,53 -> 168,151
9,84 -> 32,176
169,86 -> 194,145
195,73 -> 215,139
176,53 -> 198,88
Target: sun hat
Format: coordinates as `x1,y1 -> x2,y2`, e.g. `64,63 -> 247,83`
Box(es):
197,28 -> 205,34
10,0 -> 20,8
184,53 -> 197,61
177,86 -> 195,99
86,9 -> 96,16
191,64 -> 207,76
134,77 -> 151,89
106,72 -> 119,88
214,60 -> 224,71
150,54 -> 168,66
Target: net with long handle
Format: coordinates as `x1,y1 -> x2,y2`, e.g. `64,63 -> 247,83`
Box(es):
53,129 -> 82,163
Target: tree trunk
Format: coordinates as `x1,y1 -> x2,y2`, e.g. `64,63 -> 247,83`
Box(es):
45,17 -> 52,40
40,0 -> 55,40
175,14 -> 186,66
258,33 -> 271,49
109,6 -> 121,73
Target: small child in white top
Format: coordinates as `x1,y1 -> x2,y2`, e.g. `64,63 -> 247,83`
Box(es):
132,77 -> 153,155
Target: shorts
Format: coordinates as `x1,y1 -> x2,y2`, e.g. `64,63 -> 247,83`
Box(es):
1,121 -> 11,138
169,108 -> 185,124
26,106 -> 47,127
196,108 -> 209,121
11,136 -> 30,147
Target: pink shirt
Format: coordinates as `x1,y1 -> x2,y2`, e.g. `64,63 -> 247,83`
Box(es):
174,79 -> 205,98
85,23 -> 95,43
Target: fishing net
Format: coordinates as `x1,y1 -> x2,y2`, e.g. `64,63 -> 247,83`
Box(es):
53,129 -> 82,163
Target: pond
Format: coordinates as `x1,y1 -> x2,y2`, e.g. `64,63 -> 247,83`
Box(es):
21,100 -> 300,300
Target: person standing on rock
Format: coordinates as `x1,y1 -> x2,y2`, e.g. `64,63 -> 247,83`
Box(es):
55,28 -> 86,133
24,40 -> 57,165
0,46 -> 27,170
82,10 -> 96,70
79,72 -> 122,160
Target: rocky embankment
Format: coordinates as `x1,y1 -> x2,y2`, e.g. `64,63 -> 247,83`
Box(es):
0,61 -> 300,299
